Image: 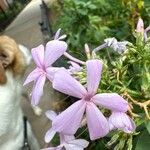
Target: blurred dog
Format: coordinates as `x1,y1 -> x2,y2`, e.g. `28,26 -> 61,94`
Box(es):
0,36 -> 40,150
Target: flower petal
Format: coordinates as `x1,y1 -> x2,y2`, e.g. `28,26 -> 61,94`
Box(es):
86,102 -> 109,140
68,61 -> 82,74
68,139 -> 89,148
136,18 -> 144,33
59,134 -> 75,145
53,70 -> 87,98
31,45 -> 44,68
44,40 -> 67,67
54,28 -> 61,40
42,147 -> 62,150
31,75 -> 46,106
46,110 -> 57,121
92,93 -> 128,112
108,112 -> 136,133
64,144 -> 83,150
45,128 -> 56,143
46,67 -> 64,81
86,59 -> 103,95
61,135 -> 75,143
53,100 -> 86,134
23,68 -> 42,85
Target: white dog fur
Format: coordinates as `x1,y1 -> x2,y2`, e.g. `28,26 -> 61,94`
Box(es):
0,43 -> 40,150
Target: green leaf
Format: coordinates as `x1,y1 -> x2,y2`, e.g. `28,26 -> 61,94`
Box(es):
135,130 -> 150,150
145,121 -> 150,134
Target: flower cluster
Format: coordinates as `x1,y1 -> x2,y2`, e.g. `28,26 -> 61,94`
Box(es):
24,28 -> 137,149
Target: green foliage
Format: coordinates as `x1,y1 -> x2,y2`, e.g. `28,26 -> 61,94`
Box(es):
135,130 -> 150,150
53,0 -> 150,59
145,121 -> 150,134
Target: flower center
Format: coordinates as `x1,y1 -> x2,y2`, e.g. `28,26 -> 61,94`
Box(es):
83,94 -> 92,101
39,68 -> 46,75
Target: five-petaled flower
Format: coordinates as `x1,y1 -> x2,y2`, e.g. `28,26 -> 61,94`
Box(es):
43,110 -> 89,150
51,59 -> 129,140
23,40 -> 67,106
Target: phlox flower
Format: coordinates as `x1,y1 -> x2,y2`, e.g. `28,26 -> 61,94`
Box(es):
93,38 -> 129,53
43,110 -> 89,150
23,40 -> 67,106
104,38 -> 129,54
51,59 -> 128,140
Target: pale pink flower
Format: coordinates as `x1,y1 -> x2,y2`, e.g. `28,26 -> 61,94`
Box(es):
104,38 -> 129,53
108,111 -> 136,133
23,40 -> 67,106
51,59 -> 128,140
44,110 -> 89,150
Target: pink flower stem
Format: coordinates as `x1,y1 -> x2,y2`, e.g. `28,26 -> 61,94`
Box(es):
64,52 -> 85,65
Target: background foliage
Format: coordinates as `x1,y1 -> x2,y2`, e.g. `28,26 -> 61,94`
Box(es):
52,0 -> 150,59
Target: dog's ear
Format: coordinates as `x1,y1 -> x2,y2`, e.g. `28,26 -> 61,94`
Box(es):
0,61 -> 7,84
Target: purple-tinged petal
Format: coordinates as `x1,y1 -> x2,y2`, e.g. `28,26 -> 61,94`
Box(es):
68,61 -> 82,74
144,25 -> 150,41
53,70 -> 87,99
86,102 -> 109,140
86,60 -> 103,95
31,45 -> 44,68
92,93 -> 128,112
54,28 -> 61,40
136,18 -> 144,33
60,135 -> 75,144
108,112 -> 136,133
23,68 -> 43,85
68,139 -> 89,148
53,100 -> 86,134
45,128 -> 56,143
104,38 -> 117,46
69,61 -> 81,69
44,40 -> 67,67
109,121 -> 115,131
64,144 -> 83,150
46,67 -> 64,81
31,75 -> 46,106
59,134 -> 74,144
46,110 -> 57,121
